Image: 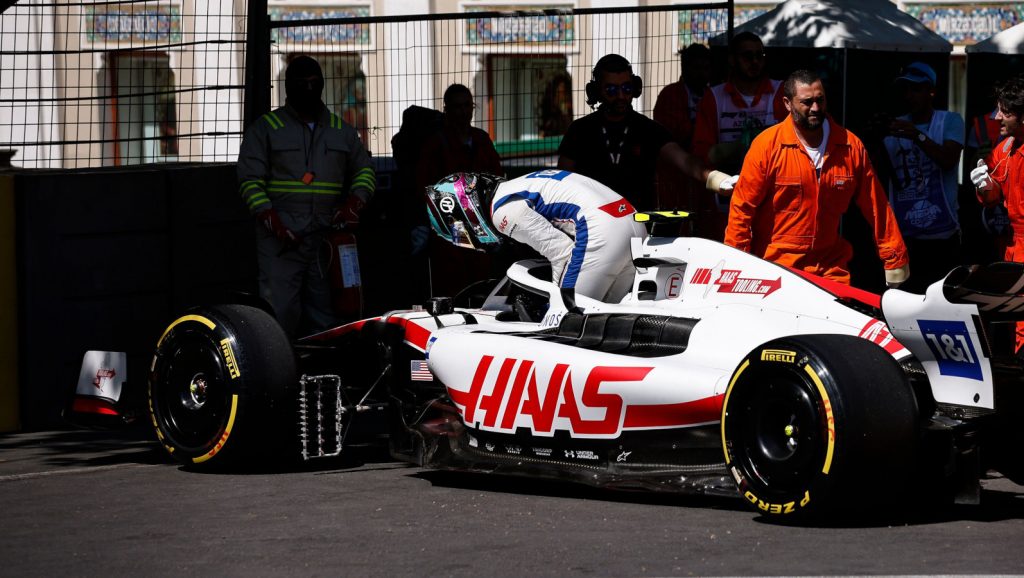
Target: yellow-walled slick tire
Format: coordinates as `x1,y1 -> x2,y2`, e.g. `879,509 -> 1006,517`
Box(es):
721,334 -> 919,520
148,304 -> 297,469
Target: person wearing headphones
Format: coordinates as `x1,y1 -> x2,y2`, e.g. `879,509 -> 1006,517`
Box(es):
557,53 -> 733,211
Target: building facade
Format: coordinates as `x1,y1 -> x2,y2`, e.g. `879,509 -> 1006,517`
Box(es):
1,0 -> 1020,169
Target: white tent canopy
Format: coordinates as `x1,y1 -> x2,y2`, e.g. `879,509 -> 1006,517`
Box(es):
712,0 -> 952,52
967,21 -> 1024,54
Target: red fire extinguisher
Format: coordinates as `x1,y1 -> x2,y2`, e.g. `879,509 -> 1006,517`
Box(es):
326,229 -> 363,319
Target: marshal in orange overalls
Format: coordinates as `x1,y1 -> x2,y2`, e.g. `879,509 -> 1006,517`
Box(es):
725,116 -> 908,285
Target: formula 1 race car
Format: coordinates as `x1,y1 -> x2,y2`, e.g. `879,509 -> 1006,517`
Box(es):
77,210 -> 1024,520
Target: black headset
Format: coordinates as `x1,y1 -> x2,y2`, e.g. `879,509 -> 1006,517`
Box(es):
584,53 -> 643,106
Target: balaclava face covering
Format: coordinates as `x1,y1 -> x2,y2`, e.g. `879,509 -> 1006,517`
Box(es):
285,55 -> 325,118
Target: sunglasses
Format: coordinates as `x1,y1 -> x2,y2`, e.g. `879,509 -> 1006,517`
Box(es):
738,50 -> 765,61
603,82 -> 635,97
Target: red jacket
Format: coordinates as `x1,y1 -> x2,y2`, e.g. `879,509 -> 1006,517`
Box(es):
725,116 -> 908,284
653,80 -> 696,148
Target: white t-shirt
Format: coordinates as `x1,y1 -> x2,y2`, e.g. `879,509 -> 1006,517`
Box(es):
801,119 -> 831,174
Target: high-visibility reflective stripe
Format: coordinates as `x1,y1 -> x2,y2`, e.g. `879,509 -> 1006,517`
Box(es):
330,114 -> 342,129
268,179 -> 344,189
264,112 -> 283,129
240,181 -> 265,195
352,168 -> 376,192
246,193 -> 270,209
267,186 -> 343,196
352,179 -> 375,191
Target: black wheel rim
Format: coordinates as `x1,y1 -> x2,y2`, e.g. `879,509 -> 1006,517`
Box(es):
729,368 -> 826,493
153,329 -> 232,453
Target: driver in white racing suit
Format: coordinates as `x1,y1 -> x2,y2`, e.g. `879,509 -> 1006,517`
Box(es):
489,169 -> 648,304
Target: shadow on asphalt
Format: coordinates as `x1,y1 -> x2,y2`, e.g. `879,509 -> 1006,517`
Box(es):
0,424 -> 170,470
411,469 -> 1024,528
7,428 -> 1021,530
744,473 -> 1024,529
411,468 -> 748,514
171,442 -> 403,476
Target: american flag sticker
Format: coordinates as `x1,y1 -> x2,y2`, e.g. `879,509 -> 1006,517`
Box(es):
410,360 -> 433,382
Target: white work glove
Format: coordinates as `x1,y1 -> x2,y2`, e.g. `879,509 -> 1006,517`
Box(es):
718,174 -> 739,192
706,170 -> 736,194
884,264 -> 910,289
970,160 -> 993,192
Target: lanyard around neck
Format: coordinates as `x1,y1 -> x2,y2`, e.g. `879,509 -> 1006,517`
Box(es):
602,124 -> 629,165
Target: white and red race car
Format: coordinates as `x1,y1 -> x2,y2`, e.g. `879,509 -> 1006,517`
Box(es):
79,212 -> 1024,520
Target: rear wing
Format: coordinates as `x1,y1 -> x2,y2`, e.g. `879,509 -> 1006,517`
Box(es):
942,262 -> 1024,322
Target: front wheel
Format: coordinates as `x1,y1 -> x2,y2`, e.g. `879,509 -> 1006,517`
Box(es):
148,304 -> 297,468
721,335 -> 919,519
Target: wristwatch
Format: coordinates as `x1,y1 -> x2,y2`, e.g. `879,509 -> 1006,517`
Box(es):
916,132 -> 927,144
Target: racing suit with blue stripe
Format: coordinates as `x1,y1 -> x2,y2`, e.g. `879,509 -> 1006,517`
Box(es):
237,103 -> 376,336
490,170 -> 647,302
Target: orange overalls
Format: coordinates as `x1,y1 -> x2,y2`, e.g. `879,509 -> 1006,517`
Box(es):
725,117 -> 908,284
982,139 -> 1024,350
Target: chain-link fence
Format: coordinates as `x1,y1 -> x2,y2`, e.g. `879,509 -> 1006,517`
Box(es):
0,1 -> 731,169
0,0 -> 247,168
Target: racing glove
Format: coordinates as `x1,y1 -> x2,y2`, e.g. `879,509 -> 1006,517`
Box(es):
333,195 -> 366,228
258,208 -> 300,250
705,170 -> 736,195
970,160 -> 994,192
884,264 -> 910,289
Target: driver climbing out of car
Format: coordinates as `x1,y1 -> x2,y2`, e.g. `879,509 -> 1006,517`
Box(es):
434,170 -> 648,308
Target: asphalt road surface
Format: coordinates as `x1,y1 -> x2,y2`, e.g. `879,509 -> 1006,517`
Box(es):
1,428 -> 1023,577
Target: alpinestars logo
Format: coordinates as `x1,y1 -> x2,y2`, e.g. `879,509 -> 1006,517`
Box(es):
597,199 -> 635,218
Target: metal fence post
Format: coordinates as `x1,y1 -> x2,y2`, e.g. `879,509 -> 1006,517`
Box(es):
244,0 -> 271,130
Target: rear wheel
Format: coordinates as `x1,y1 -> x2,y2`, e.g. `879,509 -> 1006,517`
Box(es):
148,304 -> 297,468
721,335 -> 919,519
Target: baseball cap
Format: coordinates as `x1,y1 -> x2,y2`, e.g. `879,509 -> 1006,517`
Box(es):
896,62 -> 936,86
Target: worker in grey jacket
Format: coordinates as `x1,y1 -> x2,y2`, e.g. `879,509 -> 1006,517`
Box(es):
237,55 -> 376,336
